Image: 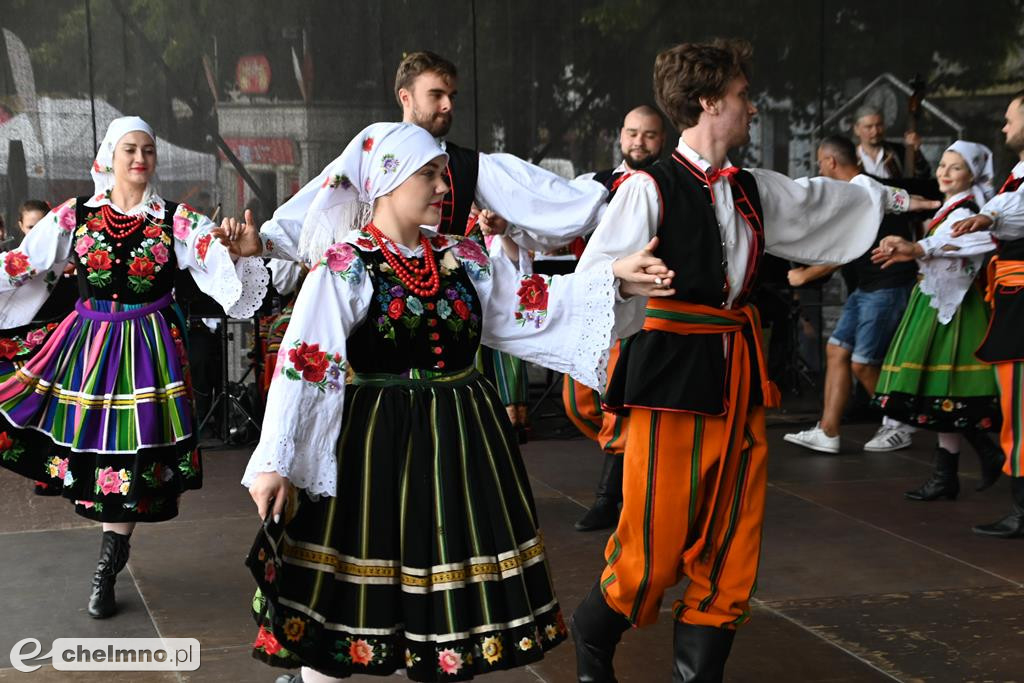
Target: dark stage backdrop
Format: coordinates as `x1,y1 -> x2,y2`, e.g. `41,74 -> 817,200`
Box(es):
0,0 -> 1021,232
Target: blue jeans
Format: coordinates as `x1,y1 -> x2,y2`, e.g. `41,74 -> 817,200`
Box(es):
828,286 -> 911,365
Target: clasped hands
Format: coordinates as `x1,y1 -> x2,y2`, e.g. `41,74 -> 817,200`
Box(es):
612,237 -> 676,298
211,208 -> 263,259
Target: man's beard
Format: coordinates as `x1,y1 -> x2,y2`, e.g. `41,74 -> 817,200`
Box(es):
623,149 -> 658,170
1007,128 -> 1024,154
413,107 -> 452,138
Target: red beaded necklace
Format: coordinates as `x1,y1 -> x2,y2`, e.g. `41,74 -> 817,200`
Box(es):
365,223 -> 441,297
100,203 -> 145,239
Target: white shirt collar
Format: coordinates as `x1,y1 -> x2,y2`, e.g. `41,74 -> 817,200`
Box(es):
612,160 -> 630,175
675,136 -> 733,174
1012,160 -> 1024,180
84,185 -> 165,219
858,145 -> 886,165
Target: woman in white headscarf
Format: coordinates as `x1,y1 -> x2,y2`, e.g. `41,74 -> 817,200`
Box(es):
240,122 -> 672,683
0,116 -> 268,618
872,140 -> 1004,502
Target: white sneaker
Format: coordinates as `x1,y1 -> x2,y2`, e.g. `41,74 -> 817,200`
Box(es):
864,424 -> 913,452
783,423 -> 840,454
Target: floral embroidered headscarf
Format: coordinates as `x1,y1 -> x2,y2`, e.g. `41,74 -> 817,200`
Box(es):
297,122 -> 447,261
945,140 -> 995,207
91,116 -> 156,200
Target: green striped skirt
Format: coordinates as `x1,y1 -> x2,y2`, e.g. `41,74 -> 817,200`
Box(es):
477,346 -> 530,406
874,284 -> 1000,432
247,367 -> 566,681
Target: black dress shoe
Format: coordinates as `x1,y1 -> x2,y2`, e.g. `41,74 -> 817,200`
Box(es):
87,531 -> 132,619
274,673 -> 302,683
575,454 -> 623,532
973,477 -> 1024,538
672,622 -> 736,683
570,581 -> 631,682
905,448 -> 959,501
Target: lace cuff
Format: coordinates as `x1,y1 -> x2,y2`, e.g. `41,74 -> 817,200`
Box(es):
241,434 -> 338,498
568,261 -> 616,391
210,256 -> 270,319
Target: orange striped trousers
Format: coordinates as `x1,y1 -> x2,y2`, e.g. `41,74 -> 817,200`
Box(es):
995,362 -> 1024,477
600,299 -> 778,629
562,340 -> 627,455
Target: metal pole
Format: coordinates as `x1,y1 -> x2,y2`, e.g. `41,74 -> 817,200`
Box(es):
85,0 -> 98,152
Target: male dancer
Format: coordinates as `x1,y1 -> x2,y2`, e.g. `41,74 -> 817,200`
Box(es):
570,39 -> 937,682
951,90 -> 1024,538
566,105 -> 665,532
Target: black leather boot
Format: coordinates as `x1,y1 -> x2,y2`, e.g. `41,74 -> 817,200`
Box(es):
973,476 -> 1024,538
672,622 -> 736,682
274,673 -> 303,683
570,581 -> 631,682
575,454 -> 623,532
87,531 -> 132,618
905,447 -> 960,501
964,430 -> 1005,491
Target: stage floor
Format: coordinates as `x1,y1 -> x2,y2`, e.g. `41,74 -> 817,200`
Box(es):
1,420 -> 1021,682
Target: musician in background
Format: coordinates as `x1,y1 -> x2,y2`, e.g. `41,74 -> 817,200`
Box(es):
853,104 -> 931,180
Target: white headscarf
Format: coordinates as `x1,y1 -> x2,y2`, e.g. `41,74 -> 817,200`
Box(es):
90,116 -> 156,200
945,140 -> 994,208
297,122 -> 447,261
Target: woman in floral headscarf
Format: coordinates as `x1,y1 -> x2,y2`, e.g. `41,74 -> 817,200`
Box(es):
0,116 -> 268,618
240,122 -> 672,683
872,140 -> 1005,502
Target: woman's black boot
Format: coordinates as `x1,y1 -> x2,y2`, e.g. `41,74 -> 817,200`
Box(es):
905,447 -> 960,501
87,531 -> 132,618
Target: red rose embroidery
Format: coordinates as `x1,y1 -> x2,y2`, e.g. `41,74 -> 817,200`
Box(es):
454,299 -> 470,320
254,625 -> 283,655
0,431 -> 12,451
87,250 -> 113,271
128,256 -> 155,278
143,224 -> 162,238
288,342 -> 330,383
0,338 -> 20,359
5,251 -> 30,277
431,235 -> 449,249
355,237 -> 375,250
388,298 -> 405,319
196,234 -> 213,262
362,137 -> 374,152
517,274 -> 549,311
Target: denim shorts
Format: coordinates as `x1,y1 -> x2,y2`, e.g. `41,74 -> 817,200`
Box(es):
828,286 -> 911,365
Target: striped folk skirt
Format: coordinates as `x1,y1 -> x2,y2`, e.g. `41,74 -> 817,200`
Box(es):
477,346 -> 530,406
0,295 -> 201,522
874,284 -> 1000,432
247,368 -> 566,681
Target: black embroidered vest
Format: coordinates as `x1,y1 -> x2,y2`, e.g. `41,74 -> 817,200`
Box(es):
345,246 -> 483,374
73,198 -> 180,304
604,155 -> 767,414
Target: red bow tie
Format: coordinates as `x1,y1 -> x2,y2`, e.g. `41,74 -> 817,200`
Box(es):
706,166 -> 740,185
999,173 -> 1023,194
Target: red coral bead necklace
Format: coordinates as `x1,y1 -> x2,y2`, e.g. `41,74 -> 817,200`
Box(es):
365,223 -> 440,297
100,204 -> 145,239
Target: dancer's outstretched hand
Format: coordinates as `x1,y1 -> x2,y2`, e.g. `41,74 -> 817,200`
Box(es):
211,209 -> 262,258
950,214 -> 994,237
872,235 -> 923,269
612,237 -> 676,298
249,472 -> 292,524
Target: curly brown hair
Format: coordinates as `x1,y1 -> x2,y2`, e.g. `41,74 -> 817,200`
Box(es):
653,39 -> 753,132
394,51 -> 458,105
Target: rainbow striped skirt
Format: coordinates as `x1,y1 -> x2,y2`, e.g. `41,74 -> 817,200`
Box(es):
0,293 -> 202,522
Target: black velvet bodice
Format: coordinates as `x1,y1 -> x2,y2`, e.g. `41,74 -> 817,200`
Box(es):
346,245 -> 483,374
73,198 -> 183,304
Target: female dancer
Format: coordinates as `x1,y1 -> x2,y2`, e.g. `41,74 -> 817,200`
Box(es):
0,116 -> 267,617
872,140 -> 1005,500
241,122 -> 671,682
